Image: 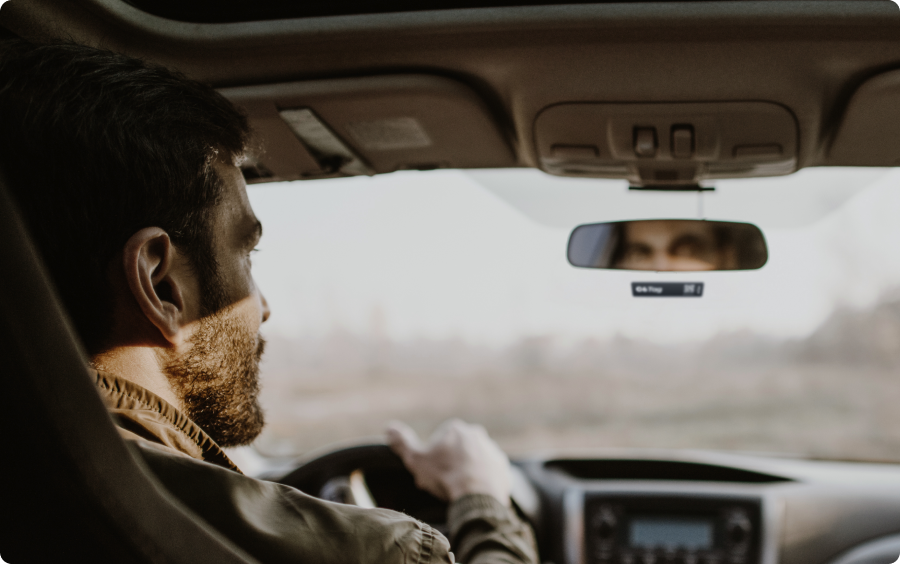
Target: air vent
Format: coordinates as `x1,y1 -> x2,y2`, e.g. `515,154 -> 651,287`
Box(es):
545,459 -> 791,483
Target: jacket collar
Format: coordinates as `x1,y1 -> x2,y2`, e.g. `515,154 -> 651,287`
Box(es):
94,370 -> 241,473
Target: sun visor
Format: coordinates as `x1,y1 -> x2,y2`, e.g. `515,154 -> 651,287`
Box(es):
829,70 -> 900,166
220,75 -> 515,183
533,102 -> 798,188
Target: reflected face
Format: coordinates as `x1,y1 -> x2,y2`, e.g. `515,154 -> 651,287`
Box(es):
165,161 -> 271,447
615,220 -> 725,272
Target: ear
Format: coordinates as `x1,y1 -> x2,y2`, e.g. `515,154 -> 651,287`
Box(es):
122,227 -> 194,346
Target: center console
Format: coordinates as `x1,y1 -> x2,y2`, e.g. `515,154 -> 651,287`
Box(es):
565,489 -> 764,564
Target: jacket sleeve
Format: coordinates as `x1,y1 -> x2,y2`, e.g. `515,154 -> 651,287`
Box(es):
132,441 -> 454,564
448,495 -> 539,564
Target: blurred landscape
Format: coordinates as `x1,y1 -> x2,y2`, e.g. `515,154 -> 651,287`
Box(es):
254,290 -> 900,462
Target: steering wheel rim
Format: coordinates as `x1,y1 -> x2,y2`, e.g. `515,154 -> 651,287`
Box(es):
271,442 -> 541,534
275,443 -> 406,495
273,443 -> 453,527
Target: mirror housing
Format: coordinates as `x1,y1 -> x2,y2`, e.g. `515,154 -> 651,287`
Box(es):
568,219 -> 768,272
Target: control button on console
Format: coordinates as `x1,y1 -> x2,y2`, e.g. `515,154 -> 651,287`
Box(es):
724,509 -> 752,549
592,505 -> 618,540
660,548 -> 678,563
634,127 -> 658,157
728,521 -> 749,544
671,125 -> 694,158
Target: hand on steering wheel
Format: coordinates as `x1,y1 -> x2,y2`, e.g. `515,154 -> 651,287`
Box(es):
387,419 -> 512,507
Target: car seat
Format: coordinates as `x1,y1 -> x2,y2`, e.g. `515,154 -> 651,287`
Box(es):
0,168 -> 258,563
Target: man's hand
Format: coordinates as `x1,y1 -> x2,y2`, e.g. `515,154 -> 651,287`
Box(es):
387,419 -> 511,507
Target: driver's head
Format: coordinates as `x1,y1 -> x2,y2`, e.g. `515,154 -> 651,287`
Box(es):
0,40 -> 269,446
613,220 -> 738,271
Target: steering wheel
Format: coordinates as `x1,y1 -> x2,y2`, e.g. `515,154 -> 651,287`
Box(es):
272,443 -> 541,533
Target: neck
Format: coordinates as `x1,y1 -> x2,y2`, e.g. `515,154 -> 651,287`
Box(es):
92,346 -> 184,412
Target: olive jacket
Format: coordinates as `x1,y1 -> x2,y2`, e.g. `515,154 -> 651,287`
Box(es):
95,371 -> 538,564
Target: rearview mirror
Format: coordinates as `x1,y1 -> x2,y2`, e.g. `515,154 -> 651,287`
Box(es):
568,219 -> 768,272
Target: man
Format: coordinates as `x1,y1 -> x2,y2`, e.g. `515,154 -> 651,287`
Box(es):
0,40 -> 537,564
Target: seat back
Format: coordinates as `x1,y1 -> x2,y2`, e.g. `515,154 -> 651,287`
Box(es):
0,169 -> 257,564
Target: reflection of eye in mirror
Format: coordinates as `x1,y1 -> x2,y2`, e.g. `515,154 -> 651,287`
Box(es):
567,219 -> 768,272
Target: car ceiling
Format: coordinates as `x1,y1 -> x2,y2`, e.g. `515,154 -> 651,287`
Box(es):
124,0 -> 760,24
2,0 -> 900,185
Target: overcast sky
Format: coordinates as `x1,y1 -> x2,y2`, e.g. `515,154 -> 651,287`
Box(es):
247,167 -> 900,345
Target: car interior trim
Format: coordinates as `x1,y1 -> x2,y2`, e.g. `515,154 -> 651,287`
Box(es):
564,486 -> 587,564
826,532 -> 900,564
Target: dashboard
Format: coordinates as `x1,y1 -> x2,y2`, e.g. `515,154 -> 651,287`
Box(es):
274,445 -> 900,564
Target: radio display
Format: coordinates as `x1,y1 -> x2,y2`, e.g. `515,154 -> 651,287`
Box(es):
629,516 -> 714,550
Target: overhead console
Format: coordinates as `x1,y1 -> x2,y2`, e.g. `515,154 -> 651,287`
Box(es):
220,75 -> 515,183
534,102 -> 798,188
829,69 -> 900,166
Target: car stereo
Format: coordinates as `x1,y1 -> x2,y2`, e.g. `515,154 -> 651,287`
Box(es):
583,494 -> 761,564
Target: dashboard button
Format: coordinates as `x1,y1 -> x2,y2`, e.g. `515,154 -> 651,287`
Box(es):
592,505 -> 618,540
729,521 -> 750,544
724,509 -> 752,548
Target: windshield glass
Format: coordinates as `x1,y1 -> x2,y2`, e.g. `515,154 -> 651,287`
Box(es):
245,167 -> 900,462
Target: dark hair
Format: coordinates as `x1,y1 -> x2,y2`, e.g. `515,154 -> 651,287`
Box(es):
0,40 -> 250,354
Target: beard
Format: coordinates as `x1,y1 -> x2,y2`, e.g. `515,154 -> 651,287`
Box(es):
164,306 -> 266,448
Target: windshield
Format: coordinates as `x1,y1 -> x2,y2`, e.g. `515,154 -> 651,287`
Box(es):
245,167 -> 900,462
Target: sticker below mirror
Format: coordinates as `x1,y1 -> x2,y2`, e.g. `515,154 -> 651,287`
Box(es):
632,282 -> 704,297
